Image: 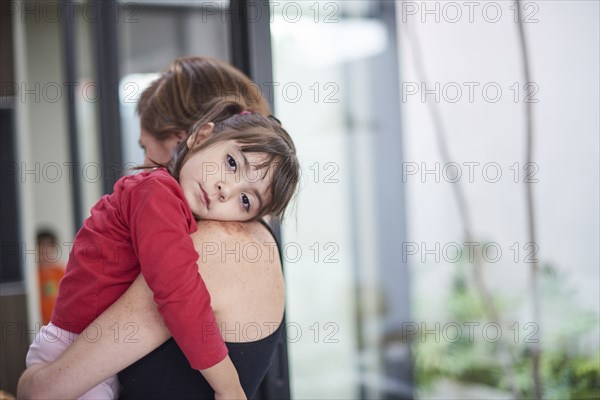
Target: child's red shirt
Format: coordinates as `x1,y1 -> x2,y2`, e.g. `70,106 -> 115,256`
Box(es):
52,168 -> 227,370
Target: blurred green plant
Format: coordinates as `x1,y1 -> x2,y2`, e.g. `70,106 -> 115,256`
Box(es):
414,259 -> 600,398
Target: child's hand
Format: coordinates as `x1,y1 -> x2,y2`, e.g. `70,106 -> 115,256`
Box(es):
200,355 -> 246,400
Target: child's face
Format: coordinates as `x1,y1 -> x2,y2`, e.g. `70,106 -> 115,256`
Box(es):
179,139 -> 272,221
38,238 -> 59,264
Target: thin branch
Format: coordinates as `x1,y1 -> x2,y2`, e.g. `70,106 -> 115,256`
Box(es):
399,4 -> 520,397
515,1 -> 543,398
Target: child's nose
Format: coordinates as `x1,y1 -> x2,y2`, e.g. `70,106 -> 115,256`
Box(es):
217,183 -> 231,201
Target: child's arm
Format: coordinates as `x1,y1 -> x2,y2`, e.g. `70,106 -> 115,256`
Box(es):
19,176 -> 246,399
126,176 -> 245,396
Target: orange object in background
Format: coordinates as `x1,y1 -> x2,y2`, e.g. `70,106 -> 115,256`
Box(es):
38,263 -> 65,324
36,230 -> 65,324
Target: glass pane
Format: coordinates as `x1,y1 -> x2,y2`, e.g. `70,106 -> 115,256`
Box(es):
73,3 -> 102,215
271,1 -> 408,398
116,2 -> 231,167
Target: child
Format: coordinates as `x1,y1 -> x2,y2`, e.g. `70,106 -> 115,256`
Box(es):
36,230 -> 66,325
24,100 -> 299,399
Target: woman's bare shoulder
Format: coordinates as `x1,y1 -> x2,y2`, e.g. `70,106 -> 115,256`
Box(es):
192,220 -> 275,243
191,220 -> 284,341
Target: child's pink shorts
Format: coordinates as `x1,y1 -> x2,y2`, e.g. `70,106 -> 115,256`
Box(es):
26,323 -> 119,399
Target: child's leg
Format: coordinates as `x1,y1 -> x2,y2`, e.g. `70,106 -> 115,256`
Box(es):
26,323 -> 75,367
78,376 -> 119,400
25,323 -> 119,399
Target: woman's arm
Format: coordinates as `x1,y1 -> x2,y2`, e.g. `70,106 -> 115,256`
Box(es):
18,274 -> 168,399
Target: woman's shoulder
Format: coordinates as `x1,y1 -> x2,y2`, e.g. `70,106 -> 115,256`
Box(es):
192,219 -> 277,244
192,220 -> 285,341
192,220 -> 281,279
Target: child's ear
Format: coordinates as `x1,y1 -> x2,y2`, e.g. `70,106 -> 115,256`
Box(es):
187,122 -> 215,149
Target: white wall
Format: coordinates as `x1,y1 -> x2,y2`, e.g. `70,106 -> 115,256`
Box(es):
398,0 -> 599,353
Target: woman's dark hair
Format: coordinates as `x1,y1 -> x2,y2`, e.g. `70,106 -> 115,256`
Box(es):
138,56 -> 271,142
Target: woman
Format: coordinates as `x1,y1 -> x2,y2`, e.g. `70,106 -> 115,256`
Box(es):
18,57 -> 287,399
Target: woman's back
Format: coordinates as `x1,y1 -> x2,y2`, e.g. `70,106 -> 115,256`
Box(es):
118,324 -> 283,399
118,219 -> 285,399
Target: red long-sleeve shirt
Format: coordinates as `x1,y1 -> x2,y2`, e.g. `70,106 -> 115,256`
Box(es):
52,168 -> 228,370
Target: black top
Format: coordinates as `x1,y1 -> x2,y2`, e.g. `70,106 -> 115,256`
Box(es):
118,219 -> 284,399
118,321 -> 284,400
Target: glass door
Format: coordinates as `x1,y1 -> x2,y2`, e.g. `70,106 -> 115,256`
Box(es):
270,1 -> 412,398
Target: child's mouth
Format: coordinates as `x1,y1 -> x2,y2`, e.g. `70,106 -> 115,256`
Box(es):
199,185 -> 210,208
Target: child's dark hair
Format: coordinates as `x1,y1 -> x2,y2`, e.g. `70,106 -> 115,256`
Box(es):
168,99 -> 299,220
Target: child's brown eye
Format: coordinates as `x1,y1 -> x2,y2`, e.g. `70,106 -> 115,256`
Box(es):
241,194 -> 250,211
227,155 -> 237,171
